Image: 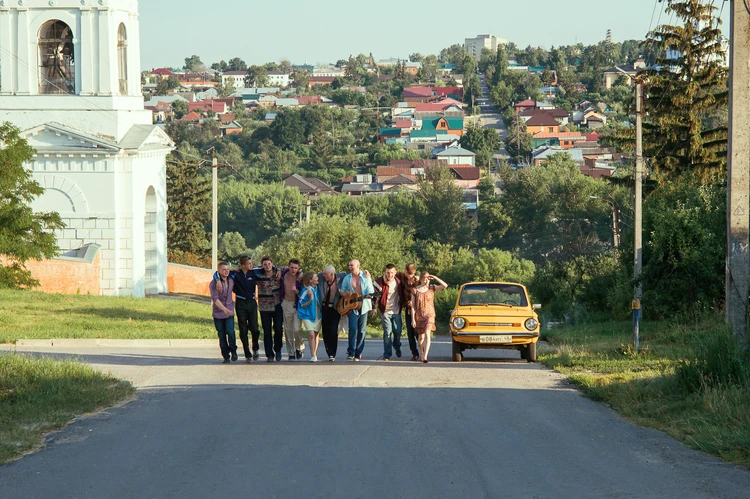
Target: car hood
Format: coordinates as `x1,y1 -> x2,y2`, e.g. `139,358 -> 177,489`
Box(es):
453,306 -> 533,317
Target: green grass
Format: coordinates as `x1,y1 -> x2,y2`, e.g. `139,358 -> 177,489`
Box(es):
540,319 -> 750,468
0,353 -> 134,464
0,289 -> 389,342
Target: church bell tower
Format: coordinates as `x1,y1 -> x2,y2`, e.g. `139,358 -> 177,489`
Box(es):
0,0 -> 174,297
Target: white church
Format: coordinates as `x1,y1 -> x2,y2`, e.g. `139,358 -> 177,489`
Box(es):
0,0 -> 174,297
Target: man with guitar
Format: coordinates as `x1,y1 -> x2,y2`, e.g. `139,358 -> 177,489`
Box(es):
339,259 -> 375,361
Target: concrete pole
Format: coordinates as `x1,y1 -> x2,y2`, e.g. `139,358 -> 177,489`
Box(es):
211,151 -> 218,272
305,196 -> 311,223
726,0 -> 750,352
633,79 -> 644,351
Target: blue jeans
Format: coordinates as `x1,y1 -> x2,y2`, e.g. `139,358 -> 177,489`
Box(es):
347,312 -> 367,357
379,312 -> 402,358
214,317 -> 237,359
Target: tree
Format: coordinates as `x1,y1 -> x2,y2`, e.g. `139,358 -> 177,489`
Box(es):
460,123 -> 501,169
165,156 -> 210,259
504,114 -> 533,164
421,54 -> 439,82
478,47 -> 496,74
311,125 -> 333,169
184,55 -> 203,72
415,164 -> 475,247
476,198 -> 512,248
171,100 -> 188,120
246,65 -> 269,88
218,231 -> 249,262
0,123 -> 64,288
227,57 -> 247,72
438,44 -> 466,64
491,44 -> 508,86
270,109 -> 305,150
214,79 -> 234,98
211,60 -> 228,72
642,0 -> 728,177
290,69 -> 310,89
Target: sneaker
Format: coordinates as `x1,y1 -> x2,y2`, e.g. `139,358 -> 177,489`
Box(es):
288,355 -> 295,361
346,355 -> 355,361
245,357 -> 252,363
252,351 -> 260,361
222,358 -> 230,364
382,357 -> 390,362
231,352 -> 238,362
412,354 -> 419,361
275,353 -> 282,362
354,356 -> 361,362
395,347 -> 402,358
329,356 -> 335,362
266,357 -> 274,363
295,349 -> 303,360
310,356 -> 317,362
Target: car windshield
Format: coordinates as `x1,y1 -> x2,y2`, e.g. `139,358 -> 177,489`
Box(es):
459,284 -> 528,307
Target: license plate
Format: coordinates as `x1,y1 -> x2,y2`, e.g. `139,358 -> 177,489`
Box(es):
479,335 -> 512,343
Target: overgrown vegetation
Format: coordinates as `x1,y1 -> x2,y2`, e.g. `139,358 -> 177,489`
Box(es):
0,354 -> 134,464
541,319 -> 750,467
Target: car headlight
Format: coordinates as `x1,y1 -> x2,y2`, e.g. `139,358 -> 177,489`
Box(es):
524,318 -> 539,331
452,317 -> 466,329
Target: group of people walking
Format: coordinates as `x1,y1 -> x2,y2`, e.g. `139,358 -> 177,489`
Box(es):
209,256 -> 447,365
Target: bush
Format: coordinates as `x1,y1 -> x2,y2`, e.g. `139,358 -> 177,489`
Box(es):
434,287 -> 459,326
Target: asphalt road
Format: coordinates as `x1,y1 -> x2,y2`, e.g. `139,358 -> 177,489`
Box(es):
2,340 -> 750,498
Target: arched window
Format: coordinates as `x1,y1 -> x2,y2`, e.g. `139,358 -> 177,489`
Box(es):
38,20 -> 75,95
117,23 -> 128,94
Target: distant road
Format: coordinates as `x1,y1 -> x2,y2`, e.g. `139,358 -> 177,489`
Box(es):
477,74 -> 509,162
2,341 -> 750,498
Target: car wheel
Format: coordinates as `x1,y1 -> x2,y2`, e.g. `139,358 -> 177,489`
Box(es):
519,346 -> 528,361
527,342 -> 537,363
452,339 -> 463,362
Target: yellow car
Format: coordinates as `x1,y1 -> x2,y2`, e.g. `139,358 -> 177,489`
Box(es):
449,282 -> 541,362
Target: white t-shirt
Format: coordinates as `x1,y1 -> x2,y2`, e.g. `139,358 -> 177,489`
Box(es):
384,281 -> 399,315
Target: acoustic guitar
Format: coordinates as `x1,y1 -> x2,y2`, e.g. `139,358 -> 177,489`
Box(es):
337,293 -> 377,315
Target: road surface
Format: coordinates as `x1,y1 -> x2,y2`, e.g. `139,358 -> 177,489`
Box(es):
1,340 -> 749,498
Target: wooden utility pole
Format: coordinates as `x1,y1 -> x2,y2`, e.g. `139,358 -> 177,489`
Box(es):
633,78 -> 644,352
726,0 -> 750,352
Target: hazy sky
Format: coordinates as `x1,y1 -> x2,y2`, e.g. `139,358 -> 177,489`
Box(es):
138,0 -> 729,70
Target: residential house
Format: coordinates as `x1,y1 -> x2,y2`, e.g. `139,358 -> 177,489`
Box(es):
403,86 -> 435,103
267,71 -> 291,87
259,95 -> 278,108
283,174 -> 336,197
531,131 -> 585,149
196,88 -> 219,101
404,61 -> 422,76
144,94 -> 189,108
422,117 -> 464,137
275,98 -> 299,108
414,103 -> 464,120
381,174 -> 419,192
571,82 -> 588,93
188,100 -> 228,114
445,165 -> 481,188
379,127 -> 407,143
525,113 -> 561,134
393,119 -> 414,130
265,113 -> 277,123
217,121 -> 243,137
309,76 -> 336,87
376,58 -> 402,67
221,71 -> 247,90
519,108 -> 569,126
150,68 -> 174,80
602,59 -> 646,89
145,106 -> 167,124
180,111 -> 202,123
176,73 -> 216,88
313,65 -> 345,78
433,144 -> 475,166
513,98 -> 536,114
379,74 -> 396,82
533,147 -> 584,166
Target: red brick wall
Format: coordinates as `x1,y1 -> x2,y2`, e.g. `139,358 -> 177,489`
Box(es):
1,254 -> 101,295
167,263 -> 213,296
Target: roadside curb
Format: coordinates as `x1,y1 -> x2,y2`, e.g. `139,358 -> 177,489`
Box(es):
14,339 -> 218,348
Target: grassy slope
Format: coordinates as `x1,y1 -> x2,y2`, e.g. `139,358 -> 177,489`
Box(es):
0,290 -> 213,342
0,289 -> 388,342
0,354 -> 134,464
540,320 -> 750,468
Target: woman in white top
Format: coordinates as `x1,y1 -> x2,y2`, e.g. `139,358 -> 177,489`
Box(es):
298,272 -> 322,362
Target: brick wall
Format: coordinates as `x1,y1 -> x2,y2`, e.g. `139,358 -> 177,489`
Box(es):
167,263 -> 213,296
0,251 -> 101,295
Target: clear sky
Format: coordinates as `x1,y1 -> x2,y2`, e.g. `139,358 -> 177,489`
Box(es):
138,0 -> 729,70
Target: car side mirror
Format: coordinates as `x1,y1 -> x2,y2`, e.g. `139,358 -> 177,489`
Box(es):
533,304 -> 542,310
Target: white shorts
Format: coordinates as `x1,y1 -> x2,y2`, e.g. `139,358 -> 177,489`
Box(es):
301,318 -> 321,333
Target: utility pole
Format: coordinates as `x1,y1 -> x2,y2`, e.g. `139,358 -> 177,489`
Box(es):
726,0 -> 750,352
305,196 -> 311,223
211,148 -> 218,272
633,78 -> 644,352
